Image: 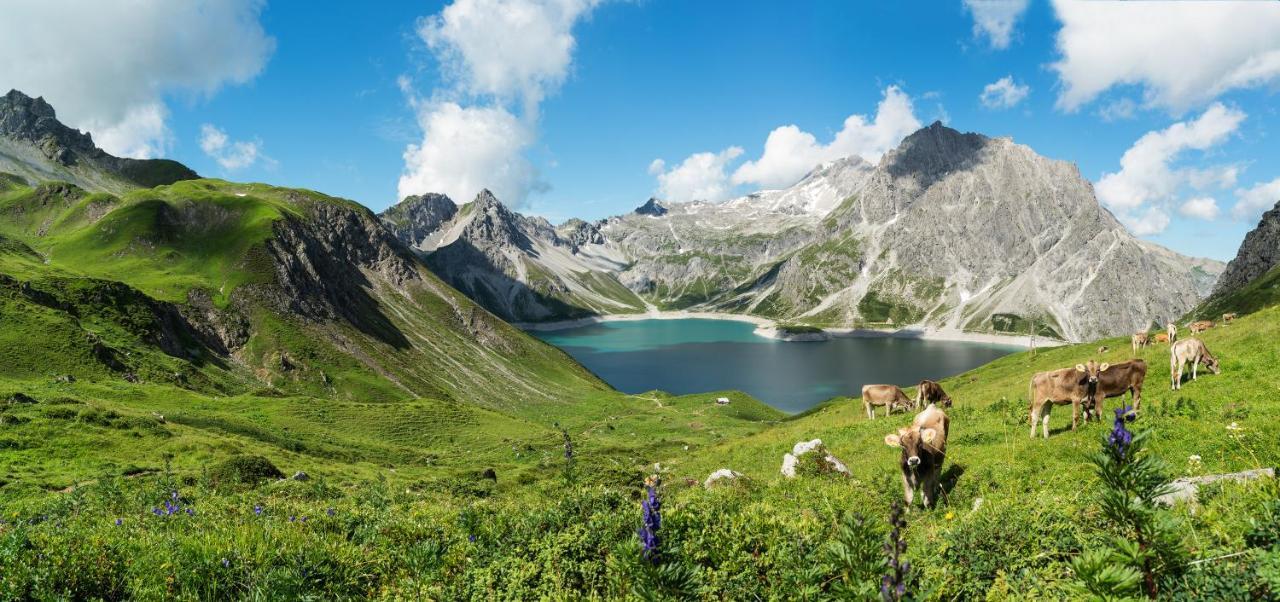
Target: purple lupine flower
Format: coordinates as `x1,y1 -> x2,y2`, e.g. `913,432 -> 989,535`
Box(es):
152,507 -> 163,516
1109,406 -> 1135,459
253,505 -> 263,516
636,475 -> 662,563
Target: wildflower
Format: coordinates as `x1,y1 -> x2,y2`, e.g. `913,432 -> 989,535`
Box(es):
300,516 -> 308,523
881,500 -> 910,601
253,505 -> 263,516
468,534 -> 476,543
1188,454 -> 1202,463
289,515 -> 296,522
152,508 -> 163,516
326,507 -> 335,517
1108,406 -> 1135,459
115,518 -> 123,526
186,508 -> 195,516
945,511 -> 955,521
221,558 -> 230,568
637,474 -> 662,563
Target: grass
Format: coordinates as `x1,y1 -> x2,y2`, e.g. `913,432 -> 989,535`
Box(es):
1,172 -> 1279,598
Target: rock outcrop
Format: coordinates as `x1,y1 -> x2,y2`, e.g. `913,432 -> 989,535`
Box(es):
1210,200 -> 1280,298
0,89 -> 197,192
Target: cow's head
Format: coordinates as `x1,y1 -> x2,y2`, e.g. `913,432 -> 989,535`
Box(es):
1205,355 -> 1222,374
885,427 -> 940,469
1076,361 -> 1109,405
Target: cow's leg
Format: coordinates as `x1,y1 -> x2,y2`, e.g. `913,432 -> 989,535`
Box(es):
1071,400 -> 1079,432
922,470 -> 939,508
864,400 -> 872,420
900,472 -> 914,508
1132,385 -> 1142,412
1192,356 -> 1199,381
1029,402 -> 1040,439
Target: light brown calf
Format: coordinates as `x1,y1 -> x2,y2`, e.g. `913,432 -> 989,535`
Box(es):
862,384 -> 912,419
884,404 -> 949,508
1223,312 -> 1238,324
1154,333 -> 1170,344
1028,362 -> 1104,439
1189,320 -> 1214,334
914,379 -> 952,409
1171,338 -> 1221,390
1131,332 -> 1149,353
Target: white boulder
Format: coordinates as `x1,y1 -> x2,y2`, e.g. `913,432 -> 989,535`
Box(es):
704,468 -> 744,488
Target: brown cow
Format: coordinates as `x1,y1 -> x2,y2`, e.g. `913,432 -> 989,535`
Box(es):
862,384 -> 911,419
1131,332 -> 1149,353
1154,333 -> 1170,344
1189,320 -> 1214,334
884,404 -> 949,508
1082,359 -> 1147,420
1028,362 -> 1105,439
1223,312 -> 1238,324
1171,338 -> 1221,390
914,379 -> 952,409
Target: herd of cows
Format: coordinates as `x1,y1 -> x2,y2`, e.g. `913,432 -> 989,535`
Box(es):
863,317 -> 1230,509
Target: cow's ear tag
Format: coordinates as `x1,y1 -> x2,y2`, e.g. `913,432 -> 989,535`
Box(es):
1100,363 -> 1110,372
1075,364 -> 1086,372
921,429 -> 937,444
884,434 -> 900,447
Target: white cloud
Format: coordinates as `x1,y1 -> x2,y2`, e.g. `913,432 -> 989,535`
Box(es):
979,76 -> 1030,109
1051,0 -> 1280,112
1096,103 -> 1245,214
1178,197 -> 1220,221
399,0 -> 598,204
199,124 -> 266,171
1097,98 -> 1137,122
963,0 -> 1029,50
1124,206 -> 1171,237
0,0 -> 273,158
1233,178 -> 1280,222
650,147 -> 743,203
419,0 -> 598,115
730,86 -> 922,190
398,102 -> 538,204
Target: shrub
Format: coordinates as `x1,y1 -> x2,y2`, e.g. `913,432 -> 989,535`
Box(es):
208,455 -> 284,489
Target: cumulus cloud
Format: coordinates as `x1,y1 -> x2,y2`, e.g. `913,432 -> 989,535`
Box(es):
1125,206 -> 1171,237
199,124 -> 267,171
399,0 -> 598,204
649,147 -> 744,203
1051,0 -> 1280,112
1233,178 -> 1280,222
398,102 -> 537,205
1096,103 -> 1244,236
1178,197 -> 1220,221
979,76 -> 1030,110
0,0 -> 273,158
963,0 -> 1029,50
1097,98 -> 1138,122
729,86 -> 922,190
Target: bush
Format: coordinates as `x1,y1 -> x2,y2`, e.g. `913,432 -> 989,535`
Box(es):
208,455 -> 284,489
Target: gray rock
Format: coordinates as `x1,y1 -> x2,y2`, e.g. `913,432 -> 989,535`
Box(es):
1156,468 -> 1274,506
291,471 -> 310,481
1209,200 -> 1280,298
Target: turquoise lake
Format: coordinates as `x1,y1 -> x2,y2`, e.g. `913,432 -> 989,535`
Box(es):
531,318 -> 1020,413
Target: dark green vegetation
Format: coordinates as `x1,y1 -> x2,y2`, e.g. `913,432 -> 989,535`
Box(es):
1,167 -> 1277,598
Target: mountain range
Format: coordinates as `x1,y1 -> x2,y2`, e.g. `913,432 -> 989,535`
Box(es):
382,121 -> 1224,342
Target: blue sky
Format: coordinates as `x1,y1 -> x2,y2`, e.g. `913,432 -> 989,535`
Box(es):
3,1 -> 1280,261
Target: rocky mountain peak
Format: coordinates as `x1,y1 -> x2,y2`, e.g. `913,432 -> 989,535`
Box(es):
634,197 -> 667,216
380,193 -> 458,249
1211,200 -> 1280,297
0,89 -> 197,191
881,121 -> 991,183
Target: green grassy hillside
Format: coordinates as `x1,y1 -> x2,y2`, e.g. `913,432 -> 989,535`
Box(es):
2,173 -> 1278,599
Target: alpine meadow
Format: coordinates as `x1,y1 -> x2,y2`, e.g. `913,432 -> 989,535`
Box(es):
3,1 -> 1280,600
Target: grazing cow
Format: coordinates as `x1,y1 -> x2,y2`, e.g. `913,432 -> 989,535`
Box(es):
1190,320 -> 1214,334
884,404 -> 949,509
1223,312 -> 1238,324
1167,322 -> 1178,344
1171,338 -> 1221,390
1082,359 -> 1147,420
914,379 -> 952,409
1131,332 -> 1149,353
1154,333 -> 1170,344
862,384 -> 912,419
1028,362 -> 1105,439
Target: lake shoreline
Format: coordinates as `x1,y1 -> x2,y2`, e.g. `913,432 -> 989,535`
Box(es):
516,311 -> 1063,349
